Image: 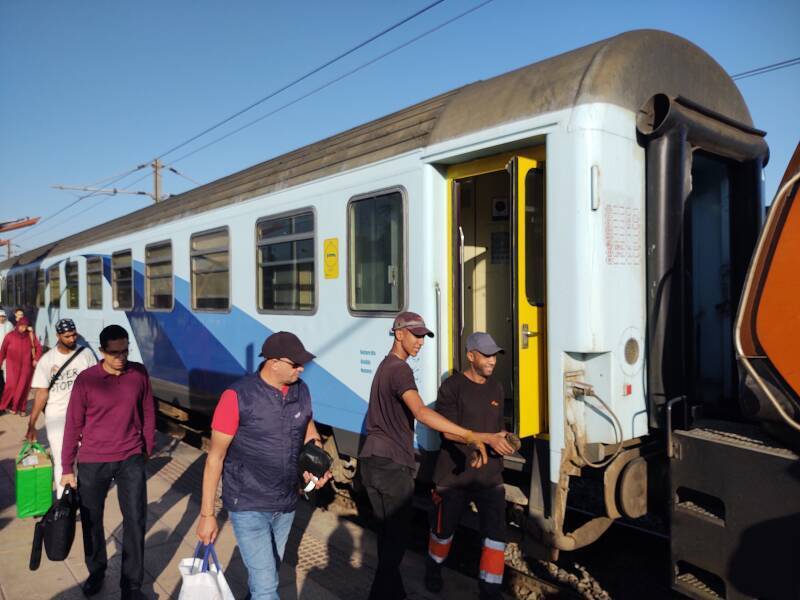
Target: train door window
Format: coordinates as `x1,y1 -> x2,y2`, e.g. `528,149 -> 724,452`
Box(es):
145,241 -> 173,311
36,269 -> 45,307
28,270 -> 37,306
21,271 -> 29,306
256,211 -> 315,313
191,228 -> 230,311
12,273 -> 20,306
86,257 -> 103,309
66,261 -> 79,309
49,265 -> 61,308
112,250 -> 133,310
348,189 -> 405,313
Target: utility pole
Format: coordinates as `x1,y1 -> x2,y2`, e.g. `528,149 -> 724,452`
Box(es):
52,160 -> 166,203
152,159 -> 163,203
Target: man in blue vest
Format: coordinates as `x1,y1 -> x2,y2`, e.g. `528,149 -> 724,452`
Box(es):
196,331 -> 331,600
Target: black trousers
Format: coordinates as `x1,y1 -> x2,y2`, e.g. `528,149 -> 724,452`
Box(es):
78,453 -> 147,592
360,456 -> 414,600
430,485 -> 507,600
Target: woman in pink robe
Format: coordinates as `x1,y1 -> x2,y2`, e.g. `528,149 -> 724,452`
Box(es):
0,317 -> 42,415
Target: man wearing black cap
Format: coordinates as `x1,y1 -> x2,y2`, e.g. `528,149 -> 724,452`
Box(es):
359,312 -> 491,600
425,331 -> 516,599
197,331 -> 330,600
26,318 -> 97,497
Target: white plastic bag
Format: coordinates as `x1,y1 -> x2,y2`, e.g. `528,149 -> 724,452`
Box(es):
178,543 -> 235,600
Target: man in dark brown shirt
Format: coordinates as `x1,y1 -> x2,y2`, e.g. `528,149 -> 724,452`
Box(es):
359,312 -> 489,600
426,332 -> 515,600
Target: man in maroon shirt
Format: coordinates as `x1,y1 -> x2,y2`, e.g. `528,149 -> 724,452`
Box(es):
60,325 -> 155,600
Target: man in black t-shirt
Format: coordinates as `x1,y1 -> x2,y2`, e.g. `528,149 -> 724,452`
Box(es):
426,332 -> 516,599
359,312 -> 489,600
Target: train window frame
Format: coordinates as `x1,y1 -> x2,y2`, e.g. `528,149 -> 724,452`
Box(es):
112,250 -> 134,311
346,186 -> 408,316
49,264 -> 61,308
86,256 -> 103,310
145,241 -> 174,312
190,226 -> 231,313
66,260 -> 80,309
255,207 -> 318,316
36,269 -> 45,307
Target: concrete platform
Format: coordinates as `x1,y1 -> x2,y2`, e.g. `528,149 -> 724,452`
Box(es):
0,411 -> 496,599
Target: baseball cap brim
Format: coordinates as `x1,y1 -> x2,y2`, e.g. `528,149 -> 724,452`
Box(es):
289,349 -> 316,365
407,326 -> 434,338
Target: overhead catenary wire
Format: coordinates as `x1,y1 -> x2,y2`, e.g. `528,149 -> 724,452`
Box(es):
154,0 -> 449,162
12,31 -> 797,252
14,0 -> 495,251
732,56 -> 800,81
10,164 -> 149,243
11,2 -> 451,249
167,0 -> 496,167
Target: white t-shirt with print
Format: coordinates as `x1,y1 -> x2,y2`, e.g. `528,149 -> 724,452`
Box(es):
32,346 -> 98,415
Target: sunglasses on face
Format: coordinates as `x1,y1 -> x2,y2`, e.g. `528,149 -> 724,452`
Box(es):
278,358 -> 303,369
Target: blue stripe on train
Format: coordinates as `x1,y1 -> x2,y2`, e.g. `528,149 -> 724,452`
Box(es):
101,260 -> 369,431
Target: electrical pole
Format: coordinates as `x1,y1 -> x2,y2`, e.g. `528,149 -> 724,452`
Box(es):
153,159 -> 162,203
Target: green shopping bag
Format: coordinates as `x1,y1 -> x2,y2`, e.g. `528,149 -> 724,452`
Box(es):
16,441 -> 53,518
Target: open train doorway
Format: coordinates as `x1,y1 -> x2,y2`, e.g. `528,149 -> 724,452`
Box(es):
448,149 -> 547,438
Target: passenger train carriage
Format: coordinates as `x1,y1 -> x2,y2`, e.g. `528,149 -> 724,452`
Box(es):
3,30 -> 799,599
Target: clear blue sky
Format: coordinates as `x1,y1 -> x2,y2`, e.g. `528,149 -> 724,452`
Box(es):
1,1 -> 798,254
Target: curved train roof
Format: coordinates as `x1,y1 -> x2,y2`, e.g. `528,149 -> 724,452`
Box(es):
3,29 -> 752,271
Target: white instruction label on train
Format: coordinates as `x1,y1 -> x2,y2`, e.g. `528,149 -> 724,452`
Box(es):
604,205 -> 641,265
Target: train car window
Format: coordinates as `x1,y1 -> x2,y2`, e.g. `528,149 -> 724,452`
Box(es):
256,211 -> 315,313
66,261 -> 80,309
145,242 -> 173,311
49,265 -> 61,308
525,168 -> 546,306
86,257 -> 103,309
191,228 -> 230,311
36,269 -> 45,307
348,190 -> 405,313
112,250 -> 133,310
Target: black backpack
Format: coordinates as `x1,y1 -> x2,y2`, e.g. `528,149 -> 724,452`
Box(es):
29,484 -> 78,570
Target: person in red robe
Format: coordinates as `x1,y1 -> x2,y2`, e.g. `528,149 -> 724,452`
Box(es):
0,316 -> 42,415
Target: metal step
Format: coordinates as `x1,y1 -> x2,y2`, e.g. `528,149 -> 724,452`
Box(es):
670,421 -> 800,600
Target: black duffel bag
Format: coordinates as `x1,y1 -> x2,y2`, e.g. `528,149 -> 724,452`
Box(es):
30,484 -> 78,570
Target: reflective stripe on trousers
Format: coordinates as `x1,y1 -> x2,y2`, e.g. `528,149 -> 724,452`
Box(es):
478,537 -> 505,584
428,531 -> 453,564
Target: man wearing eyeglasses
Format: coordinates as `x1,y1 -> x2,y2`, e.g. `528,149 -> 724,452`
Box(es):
60,324 -> 155,600
196,331 -> 330,600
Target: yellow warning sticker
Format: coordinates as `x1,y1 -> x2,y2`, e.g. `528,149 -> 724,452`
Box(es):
323,238 -> 339,279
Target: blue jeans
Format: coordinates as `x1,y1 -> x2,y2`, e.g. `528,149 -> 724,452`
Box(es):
230,510 -> 295,600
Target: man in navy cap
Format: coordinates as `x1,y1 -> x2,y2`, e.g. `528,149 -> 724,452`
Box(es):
425,332 -> 515,599
26,318 -> 97,497
359,312 -> 491,600
197,331 -> 331,600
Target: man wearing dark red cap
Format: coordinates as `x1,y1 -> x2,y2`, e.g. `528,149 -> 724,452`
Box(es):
359,311 -> 490,600
197,331 -> 331,600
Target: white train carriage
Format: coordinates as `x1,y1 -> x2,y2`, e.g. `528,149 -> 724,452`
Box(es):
1,29 -> 771,580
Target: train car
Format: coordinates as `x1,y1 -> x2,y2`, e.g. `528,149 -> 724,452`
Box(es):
2,30 -> 796,599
